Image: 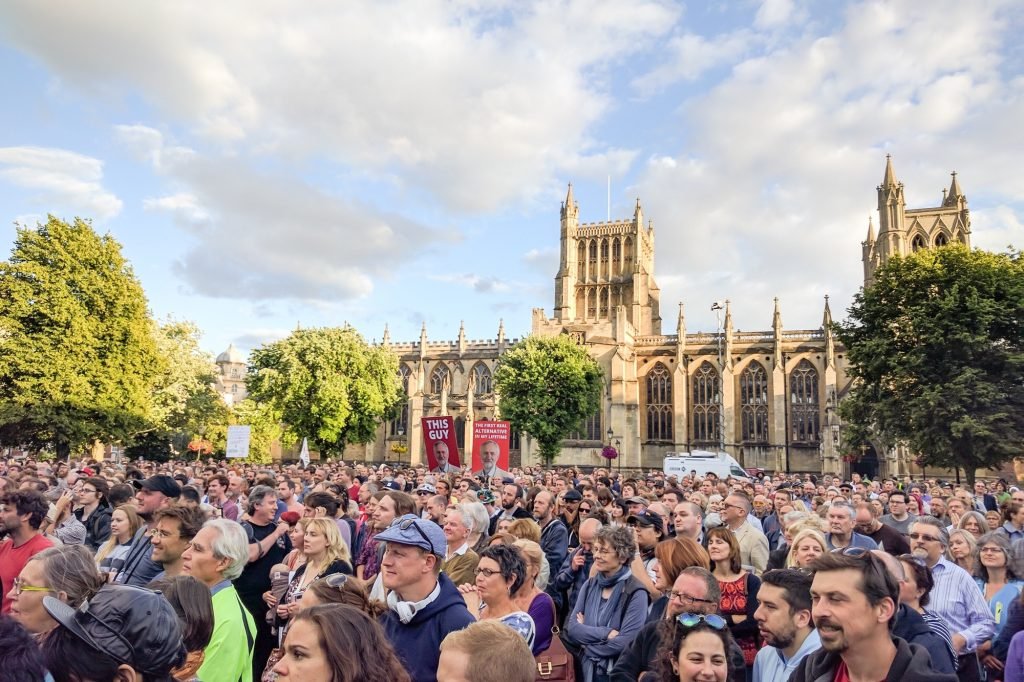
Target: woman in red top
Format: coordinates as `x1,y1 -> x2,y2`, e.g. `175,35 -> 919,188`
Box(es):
706,526 -> 761,675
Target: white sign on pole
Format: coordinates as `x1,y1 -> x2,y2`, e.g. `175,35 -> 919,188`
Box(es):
226,425 -> 251,459
299,437 -> 310,467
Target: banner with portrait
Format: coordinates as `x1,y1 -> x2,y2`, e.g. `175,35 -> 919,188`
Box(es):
471,420 -> 511,479
422,416 -> 461,473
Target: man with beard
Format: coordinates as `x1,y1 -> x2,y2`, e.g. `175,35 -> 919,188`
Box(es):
114,475 -> 181,586
752,569 -> 820,682
791,551 -> 957,682
533,490 -> 568,576
487,483 -> 531,535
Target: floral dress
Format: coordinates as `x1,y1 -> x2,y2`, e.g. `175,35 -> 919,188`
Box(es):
718,572 -> 761,667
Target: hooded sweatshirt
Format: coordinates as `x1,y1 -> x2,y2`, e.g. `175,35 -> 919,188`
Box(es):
381,573 -> 474,682
790,636 -> 959,682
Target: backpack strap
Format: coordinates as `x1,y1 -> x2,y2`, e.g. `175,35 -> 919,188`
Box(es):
235,593 -> 255,682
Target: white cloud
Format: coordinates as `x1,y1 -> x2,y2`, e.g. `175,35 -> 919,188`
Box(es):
0,146 -> 122,219
0,0 -> 678,212
633,29 -> 756,93
634,0 -> 1024,332
430,272 -> 511,293
120,125 -> 448,302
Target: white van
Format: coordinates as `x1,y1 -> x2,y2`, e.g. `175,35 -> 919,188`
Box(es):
663,451 -> 751,481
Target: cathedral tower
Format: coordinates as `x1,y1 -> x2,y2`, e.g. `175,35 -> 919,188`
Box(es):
863,156 -> 972,286
552,185 -> 661,335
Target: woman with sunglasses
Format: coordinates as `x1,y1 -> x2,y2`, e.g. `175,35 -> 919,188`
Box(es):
457,544 -> 536,647
652,613 -> 733,682
706,527 -> 760,677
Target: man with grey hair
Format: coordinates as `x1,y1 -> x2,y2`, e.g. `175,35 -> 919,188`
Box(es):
611,566 -> 745,682
183,518 -> 255,682
237,485 -> 292,678
824,500 -> 877,551
909,515 -> 994,682
442,504 -> 479,586
722,492 -> 769,575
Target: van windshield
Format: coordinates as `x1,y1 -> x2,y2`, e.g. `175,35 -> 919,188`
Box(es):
730,466 -> 748,478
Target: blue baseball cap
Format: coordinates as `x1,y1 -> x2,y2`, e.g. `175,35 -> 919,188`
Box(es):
375,514 -> 447,557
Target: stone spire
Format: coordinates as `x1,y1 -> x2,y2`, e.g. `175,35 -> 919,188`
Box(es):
497,318 -> 506,344
944,171 -> 965,207
882,153 -> 898,188
458,320 -> 466,354
418,321 -> 428,359
865,216 -> 875,243
561,183 -> 577,220
676,302 -> 686,359
723,300 -> 733,369
633,197 -> 643,226
823,295 -> 835,368
772,297 -> 783,368
382,324 -> 390,346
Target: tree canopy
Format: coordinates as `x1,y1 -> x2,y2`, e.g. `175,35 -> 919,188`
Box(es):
0,216 -> 160,459
836,245 -> 1024,484
246,326 -> 402,456
493,334 -> 604,465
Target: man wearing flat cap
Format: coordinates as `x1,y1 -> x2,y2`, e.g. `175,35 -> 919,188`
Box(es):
114,474 -> 181,586
379,514 -> 473,682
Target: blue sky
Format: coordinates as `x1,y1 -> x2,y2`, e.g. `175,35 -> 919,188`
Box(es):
1,0 -> 1022,358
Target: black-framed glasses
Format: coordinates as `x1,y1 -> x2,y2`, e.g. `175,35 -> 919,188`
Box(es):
676,613 -> 727,630
474,567 -> 500,578
669,591 -> 716,606
395,517 -> 436,555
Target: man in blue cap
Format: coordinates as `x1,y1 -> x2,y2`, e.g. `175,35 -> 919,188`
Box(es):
378,513 -> 474,682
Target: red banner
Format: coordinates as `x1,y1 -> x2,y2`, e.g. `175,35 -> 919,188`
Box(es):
472,420 -> 511,481
422,416 -> 461,473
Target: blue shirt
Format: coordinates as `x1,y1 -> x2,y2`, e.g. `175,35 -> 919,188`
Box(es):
752,629 -> 821,682
824,532 -> 878,551
929,556 -> 996,652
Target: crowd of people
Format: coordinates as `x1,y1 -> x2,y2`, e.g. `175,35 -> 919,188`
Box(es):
3,457 -> 1024,682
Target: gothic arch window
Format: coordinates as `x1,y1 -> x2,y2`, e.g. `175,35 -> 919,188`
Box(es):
430,363 -> 450,394
623,237 -> 634,269
612,238 -> 621,276
589,240 -> 598,277
599,286 -> 609,317
739,361 -> 769,443
911,234 -> 926,252
390,365 -> 412,436
646,363 -> 673,442
587,288 -> 597,319
934,233 -> 948,247
790,359 -> 820,443
577,242 -> 587,276
692,361 -> 721,446
471,363 -> 492,394
569,409 -> 601,441
576,289 -> 585,319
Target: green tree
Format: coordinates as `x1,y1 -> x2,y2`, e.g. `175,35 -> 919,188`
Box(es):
837,245 -> 1024,485
493,334 -> 604,465
124,318 -> 230,460
246,326 -> 402,456
0,216 -> 160,459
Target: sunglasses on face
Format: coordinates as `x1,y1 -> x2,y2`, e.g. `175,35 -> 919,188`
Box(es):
909,532 -> 940,542
676,613 -> 728,630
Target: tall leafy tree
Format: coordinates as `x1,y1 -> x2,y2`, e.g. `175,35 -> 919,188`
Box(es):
494,334 -> 604,466
246,326 -> 402,456
125,318 -> 230,460
837,245 -> 1024,485
0,216 -> 160,459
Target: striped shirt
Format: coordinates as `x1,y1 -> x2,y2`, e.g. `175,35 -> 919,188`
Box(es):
927,556 -> 996,652
921,609 -> 958,671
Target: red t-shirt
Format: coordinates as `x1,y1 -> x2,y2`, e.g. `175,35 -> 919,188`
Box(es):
0,533 -> 54,613
832,660 -> 886,682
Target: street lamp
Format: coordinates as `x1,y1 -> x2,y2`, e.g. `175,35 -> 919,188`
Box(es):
711,301 -> 725,455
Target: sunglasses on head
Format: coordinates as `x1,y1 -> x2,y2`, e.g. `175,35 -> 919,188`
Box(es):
395,517 -> 436,555
676,613 -> 728,630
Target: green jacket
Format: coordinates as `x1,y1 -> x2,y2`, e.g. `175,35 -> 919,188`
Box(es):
198,583 -> 255,682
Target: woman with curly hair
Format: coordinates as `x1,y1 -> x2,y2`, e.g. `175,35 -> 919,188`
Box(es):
272,604 -> 411,682
652,613 -> 734,682
458,544 -> 536,647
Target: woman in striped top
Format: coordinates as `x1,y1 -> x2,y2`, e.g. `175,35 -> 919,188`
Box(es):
899,554 -> 958,672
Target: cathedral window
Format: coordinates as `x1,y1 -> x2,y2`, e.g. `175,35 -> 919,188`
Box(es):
389,364 -> 412,436
911,235 -> 926,251
568,409 -> 601,441
430,363 -> 450,394
454,416 -> 466,450
577,242 -> 587,276
471,363 -> 492,394
790,359 -> 820,443
740,361 -> 769,443
589,241 -> 598,278
587,289 -> 597,318
623,237 -> 633,269
612,238 -> 621,276
646,363 -> 673,442
599,286 -> 609,317
692,361 -> 721,446
934,233 -> 948,247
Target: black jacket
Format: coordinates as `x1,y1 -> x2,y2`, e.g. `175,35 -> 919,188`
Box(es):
790,636 -> 958,682
75,505 -> 112,552
611,619 -> 744,682
892,603 -> 956,674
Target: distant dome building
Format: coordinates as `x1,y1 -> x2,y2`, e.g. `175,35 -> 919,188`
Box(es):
215,343 -> 248,406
